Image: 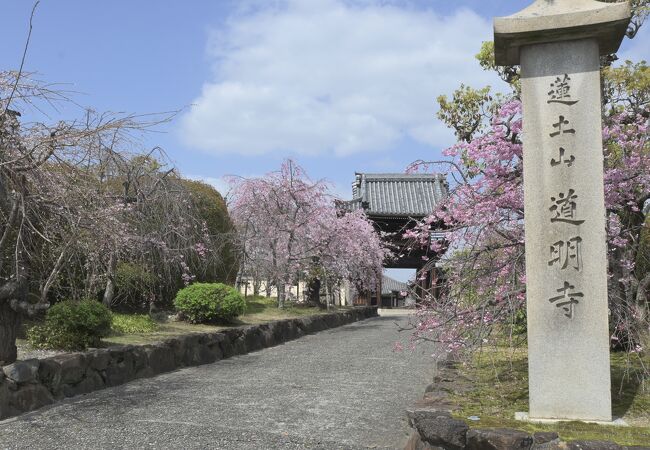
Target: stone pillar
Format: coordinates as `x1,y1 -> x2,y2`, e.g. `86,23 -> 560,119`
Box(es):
494,0 -> 631,422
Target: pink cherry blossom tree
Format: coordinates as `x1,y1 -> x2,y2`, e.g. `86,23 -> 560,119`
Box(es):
229,160 -> 387,308
308,208 -> 389,308
405,59 -> 649,356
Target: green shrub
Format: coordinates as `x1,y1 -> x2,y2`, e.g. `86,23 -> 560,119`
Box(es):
174,283 -> 245,323
27,300 -> 112,351
180,179 -> 239,284
111,313 -> 159,334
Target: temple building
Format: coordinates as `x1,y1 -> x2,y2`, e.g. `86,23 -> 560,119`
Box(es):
381,275 -> 416,308
340,173 -> 449,307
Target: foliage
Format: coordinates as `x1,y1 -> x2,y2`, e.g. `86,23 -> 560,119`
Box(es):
0,67 -> 240,363
27,300 -> 112,351
180,179 -> 239,285
475,41 -> 520,88
602,60 -> 650,115
437,85 -> 496,143
90,158 -> 235,309
0,70 -> 238,363
174,283 -> 245,323
0,69 -> 167,363
111,313 -> 159,334
113,262 -> 157,311
512,309 -> 527,336
229,160 -> 388,308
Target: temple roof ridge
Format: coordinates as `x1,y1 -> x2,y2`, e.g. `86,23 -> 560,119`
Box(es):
342,171 -> 448,218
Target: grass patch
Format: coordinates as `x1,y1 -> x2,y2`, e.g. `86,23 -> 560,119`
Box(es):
242,296 -> 333,322
102,296 -> 339,346
111,313 -> 159,334
103,320 -> 225,346
449,347 -> 650,446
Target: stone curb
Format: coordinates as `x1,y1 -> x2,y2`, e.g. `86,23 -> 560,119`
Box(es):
404,358 -> 650,450
0,307 -> 377,420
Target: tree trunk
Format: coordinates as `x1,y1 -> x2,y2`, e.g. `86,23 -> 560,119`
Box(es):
84,265 -> 96,300
277,283 -> 285,309
102,277 -> 115,307
635,272 -> 650,323
102,253 -> 116,307
306,277 -> 326,309
0,302 -> 21,365
40,243 -> 70,304
325,280 -> 331,311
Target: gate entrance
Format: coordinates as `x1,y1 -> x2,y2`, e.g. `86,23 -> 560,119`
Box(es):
339,173 -> 449,306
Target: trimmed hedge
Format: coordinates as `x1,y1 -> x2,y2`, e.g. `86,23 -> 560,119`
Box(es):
174,283 -> 245,323
27,300 -> 112,351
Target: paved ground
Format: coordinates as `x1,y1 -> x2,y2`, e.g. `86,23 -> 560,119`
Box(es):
0,312 -> 436,450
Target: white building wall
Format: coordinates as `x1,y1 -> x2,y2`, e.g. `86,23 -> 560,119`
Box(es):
236,277 -> 355,306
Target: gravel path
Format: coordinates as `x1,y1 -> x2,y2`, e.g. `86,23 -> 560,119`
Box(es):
0,313 -> 436,450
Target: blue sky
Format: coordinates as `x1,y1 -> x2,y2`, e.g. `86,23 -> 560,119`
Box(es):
3,0 -> 647,199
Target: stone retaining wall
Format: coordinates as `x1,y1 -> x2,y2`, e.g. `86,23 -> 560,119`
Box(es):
404,358 -> 650,450
0,307 -> 377,420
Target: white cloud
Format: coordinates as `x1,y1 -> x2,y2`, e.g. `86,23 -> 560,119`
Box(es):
179,0 -> 500,157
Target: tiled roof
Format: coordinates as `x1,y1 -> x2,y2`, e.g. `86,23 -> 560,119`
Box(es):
382,275 -> 409,295
342,173 -> 448,218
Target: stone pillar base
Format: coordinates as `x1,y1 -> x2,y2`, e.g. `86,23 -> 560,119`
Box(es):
514,412 -> 628,427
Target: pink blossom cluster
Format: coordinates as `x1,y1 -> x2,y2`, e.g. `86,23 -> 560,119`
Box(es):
406,100 -> 649,354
